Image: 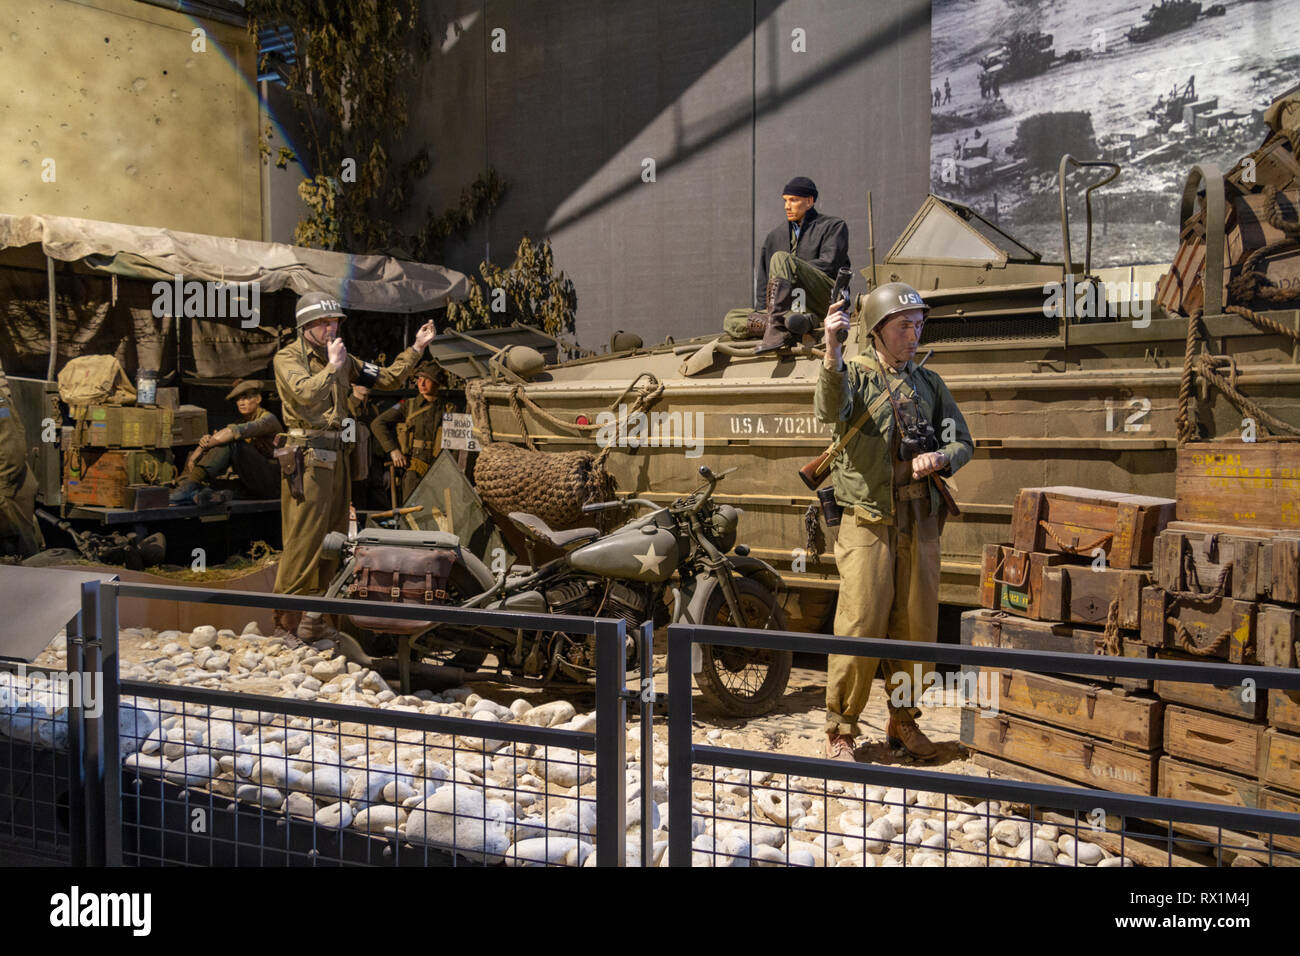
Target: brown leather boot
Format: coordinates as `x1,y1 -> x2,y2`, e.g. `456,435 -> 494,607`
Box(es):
755,279 -> 797,354
744,311 -> 768,337
297,612 -> 341,644
271,608 -> 302,640
887,714 -> 938,760
826,733 -> 857,761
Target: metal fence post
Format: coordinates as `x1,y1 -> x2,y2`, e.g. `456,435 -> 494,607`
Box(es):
79,579 -> 105,866
667,624 -> 693,867
594,618 -> 627,866
639,620 -> 655,867
66,586 -> 92,867
98,580 -> 122,865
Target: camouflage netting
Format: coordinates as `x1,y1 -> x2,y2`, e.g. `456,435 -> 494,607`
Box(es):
472,442 -> 616,531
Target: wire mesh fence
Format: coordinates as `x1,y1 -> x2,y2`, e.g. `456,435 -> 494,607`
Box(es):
668,623 -> 1300,868
683,751 -> 1300,867
116,681 -> 610,866
0,664 -> 77,864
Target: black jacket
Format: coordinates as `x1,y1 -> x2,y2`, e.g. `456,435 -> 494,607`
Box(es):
756,207 -> 850,305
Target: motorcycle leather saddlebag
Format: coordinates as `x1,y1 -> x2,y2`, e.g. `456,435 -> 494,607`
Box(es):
345,545 -> 457,635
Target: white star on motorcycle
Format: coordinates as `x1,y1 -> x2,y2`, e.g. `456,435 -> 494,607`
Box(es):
635,543 -> 666,574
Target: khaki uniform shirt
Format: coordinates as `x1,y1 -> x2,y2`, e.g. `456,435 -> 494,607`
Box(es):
813,344 -> 974,523
273,338 -> 423,433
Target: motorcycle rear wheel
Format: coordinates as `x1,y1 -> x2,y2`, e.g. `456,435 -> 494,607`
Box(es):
694,576 -> 792,717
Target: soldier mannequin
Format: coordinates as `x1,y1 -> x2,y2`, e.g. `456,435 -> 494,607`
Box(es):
722,176 -> 849,341
171,380 -> 282,506
816,282 -> 973,761
0,360 -> 43,559
370,362 -> 444,504
271,291 -> 436,641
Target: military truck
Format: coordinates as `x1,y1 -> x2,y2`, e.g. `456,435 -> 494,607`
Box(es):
440,92 -> 1300,635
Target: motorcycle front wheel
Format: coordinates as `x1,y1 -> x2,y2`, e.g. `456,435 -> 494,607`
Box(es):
694,576 -> 792,717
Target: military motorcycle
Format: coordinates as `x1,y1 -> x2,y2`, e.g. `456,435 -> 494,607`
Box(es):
319,465 -> 792,716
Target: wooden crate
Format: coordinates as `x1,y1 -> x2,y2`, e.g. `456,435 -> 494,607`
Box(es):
979,545 -> 1067,618
1176,442 -> 1300,530
982,668 -> 1162,749
1258,605 -> 1300,669
1140,586 -> 1256,664
1270,536 -> 1300,604
72,405 -> 174,448
1159,756 -> 1259,809
63,448 -> 176,507
1163,705 -> 1265,777
1260,789 -> 1300,854
170,405 -> 208,445
1040,564 -> 1149,631
1261,729 -> 1300,796
960,608 -> 1154,692
1159,520 -> 1300,605
1271,690 -> 1300,734
960,708 -> 1158,795
1155,649 -> 1267,721
1154,525 -> 1270,602
1011,486 -> 1175,569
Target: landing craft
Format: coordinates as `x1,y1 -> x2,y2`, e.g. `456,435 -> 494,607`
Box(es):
446,88 -> 1300,634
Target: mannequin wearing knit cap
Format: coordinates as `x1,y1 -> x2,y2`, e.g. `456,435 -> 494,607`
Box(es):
722,176 -> 850,340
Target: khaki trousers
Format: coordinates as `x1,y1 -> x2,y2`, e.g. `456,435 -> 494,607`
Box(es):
721,252 -> 836,338
825,505 -> 941,736
273,452 -> 351,597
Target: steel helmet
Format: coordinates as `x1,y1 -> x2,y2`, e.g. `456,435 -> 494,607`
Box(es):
295,291 -> 347,330
861,281 -> 930,335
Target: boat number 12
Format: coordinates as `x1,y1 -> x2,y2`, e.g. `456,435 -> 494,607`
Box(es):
1104,397 -> 1151,433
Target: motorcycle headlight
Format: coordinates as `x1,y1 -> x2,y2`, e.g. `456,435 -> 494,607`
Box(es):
710,505 -> 740,554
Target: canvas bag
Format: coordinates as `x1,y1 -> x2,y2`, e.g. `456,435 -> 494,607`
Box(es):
57,355 -> 137,409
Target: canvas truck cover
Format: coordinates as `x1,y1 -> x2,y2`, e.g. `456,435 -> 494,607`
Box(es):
0,213 -> 470,380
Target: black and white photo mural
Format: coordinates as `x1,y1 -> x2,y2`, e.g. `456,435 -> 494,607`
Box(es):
930,0 -> 1300,266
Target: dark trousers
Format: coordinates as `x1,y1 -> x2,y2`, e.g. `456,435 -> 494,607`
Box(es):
194,442 -> 280,499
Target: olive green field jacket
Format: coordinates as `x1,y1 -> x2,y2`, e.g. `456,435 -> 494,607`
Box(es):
813,347 -> 974,523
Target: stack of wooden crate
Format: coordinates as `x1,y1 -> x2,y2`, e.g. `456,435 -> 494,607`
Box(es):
960,486 -> 1177,796
1138,441 -> 1300,848
62,403 -> 181,508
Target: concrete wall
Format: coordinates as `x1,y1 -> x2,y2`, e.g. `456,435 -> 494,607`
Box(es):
1,0 -> 262,239
389,0 -> 932,351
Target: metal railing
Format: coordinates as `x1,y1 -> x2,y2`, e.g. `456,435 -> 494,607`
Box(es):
68,579 -> 635,866
667,623 -> 1300,867
8,575 -> 1300,867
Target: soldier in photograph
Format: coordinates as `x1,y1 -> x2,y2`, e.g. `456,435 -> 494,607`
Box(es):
270,291 -> 437,641
815,283 -> 974,761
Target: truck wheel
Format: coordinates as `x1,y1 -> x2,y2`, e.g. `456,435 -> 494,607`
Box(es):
694,576 -> 792,717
